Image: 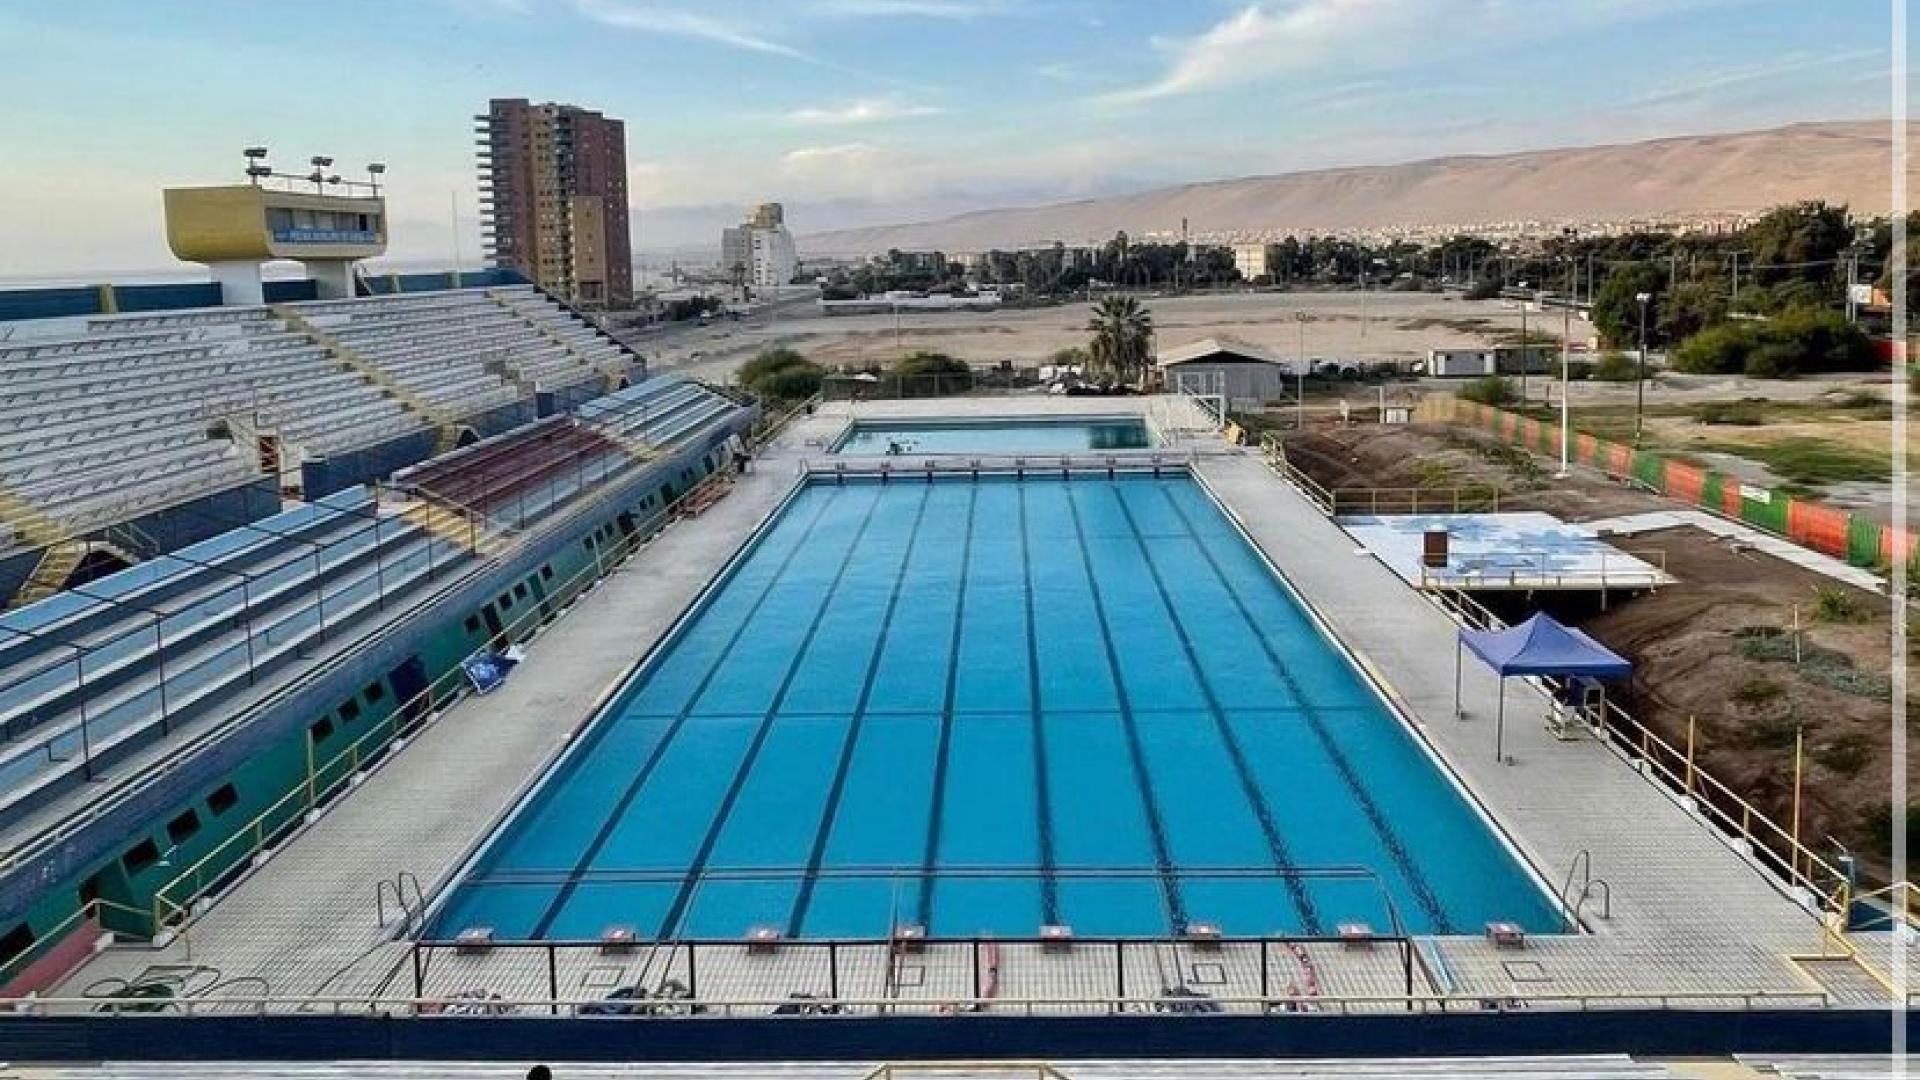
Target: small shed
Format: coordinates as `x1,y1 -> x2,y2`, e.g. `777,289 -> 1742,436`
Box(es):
1157,337 -> 1298,409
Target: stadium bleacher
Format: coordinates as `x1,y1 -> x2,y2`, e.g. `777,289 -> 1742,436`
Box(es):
0,373 -> 747,823
0,487 -> 481,816
394,376 -> 742,529
0,284 -> 645,597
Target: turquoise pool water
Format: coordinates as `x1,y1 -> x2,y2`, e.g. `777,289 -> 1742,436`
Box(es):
434,475 -> 1563,941
833,417 -> 1151,455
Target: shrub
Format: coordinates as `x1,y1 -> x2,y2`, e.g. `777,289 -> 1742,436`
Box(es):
1730,677 -> 1784,706
1590,351 -> 1637,382
1464,278 -> 1502,301
1671,323 -> 1752,374
1457,375 -> 1516,406
737,347 -> 823,402
1812,585 -> 1868,624
1812,732 -> 1874,775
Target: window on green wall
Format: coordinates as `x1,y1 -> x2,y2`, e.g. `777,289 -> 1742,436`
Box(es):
166,810 -> 200,845
0,925 -> 31,960
340,698 -> 362,723
364,681 -> 386,704
310,718 -> 334,742
208,783 -> 239,815
123,839 -> 160,874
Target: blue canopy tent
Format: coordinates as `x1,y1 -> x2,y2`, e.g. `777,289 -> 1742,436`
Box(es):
1455,613 -> 1632,763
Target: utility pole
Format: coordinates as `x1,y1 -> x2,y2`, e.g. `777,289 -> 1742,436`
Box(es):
1516,289 -> 1530,405
1845,248 -> 1861,324
1558,259 -> 1573,478
1633,292 -> 1651,445
1296,312 -> 1308,430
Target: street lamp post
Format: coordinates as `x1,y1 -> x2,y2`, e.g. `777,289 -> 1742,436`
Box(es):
1295,312 -> 1309,430
1633,292 -> 1652,445
1557,261 -> 1573,478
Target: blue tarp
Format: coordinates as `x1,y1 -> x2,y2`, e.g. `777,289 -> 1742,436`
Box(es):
1459,613 -> 1630,679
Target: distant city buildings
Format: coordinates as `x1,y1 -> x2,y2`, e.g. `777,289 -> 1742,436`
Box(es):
720,202 -> 798,291
1230,242 -> 1272,281
476,98 -> 632,306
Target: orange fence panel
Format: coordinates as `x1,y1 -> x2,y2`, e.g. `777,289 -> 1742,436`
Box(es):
1786,500 -> 1852,559
1664,460 -> 1706,505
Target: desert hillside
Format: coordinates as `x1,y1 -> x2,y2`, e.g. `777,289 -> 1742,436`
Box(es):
802,120 -> 1911,255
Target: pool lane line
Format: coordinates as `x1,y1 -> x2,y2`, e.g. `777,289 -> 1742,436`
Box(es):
915,481 -> 979,930
1063,482 -> 1190,932
654,484 -> 892,940
523,489 -> 843,939
1108,483 -> 1324,936
1156,484 -> 1453,933
785,482 -> 935,937
1017,483 -> 1061,926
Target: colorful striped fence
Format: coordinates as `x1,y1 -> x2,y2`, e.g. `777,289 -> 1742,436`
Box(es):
1427,397 -> 1914,573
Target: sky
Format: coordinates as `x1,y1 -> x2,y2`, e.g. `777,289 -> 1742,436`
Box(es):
0,0 -> 1904,277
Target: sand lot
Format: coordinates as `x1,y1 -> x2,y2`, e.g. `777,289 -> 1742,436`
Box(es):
645,289 -> 1597,381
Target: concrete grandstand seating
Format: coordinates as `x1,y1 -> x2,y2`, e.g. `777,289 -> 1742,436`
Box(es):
0,487 -> 479,816
394,376 -> 739,530
485,284 -> 633,389
295,285 -> 621,416
574,374 -> 741,451
0,285 -> 642,558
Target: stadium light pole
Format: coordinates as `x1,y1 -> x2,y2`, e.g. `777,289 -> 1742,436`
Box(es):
1557,258 -> 1573,478
1633,292 -> 1652,445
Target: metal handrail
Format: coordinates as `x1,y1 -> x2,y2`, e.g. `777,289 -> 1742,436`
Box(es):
144,453 -> 748,936
1257,439 -> 1859,925
0,408 -> 750,888
0,987 -> 1870,1018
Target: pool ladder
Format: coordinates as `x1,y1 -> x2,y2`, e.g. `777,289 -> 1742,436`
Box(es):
1558,849 -> 1613,925
375,871 -> 427,935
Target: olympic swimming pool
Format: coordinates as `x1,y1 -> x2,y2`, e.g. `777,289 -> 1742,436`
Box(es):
832,416 -> 1152,455
433,473 -> 1563,941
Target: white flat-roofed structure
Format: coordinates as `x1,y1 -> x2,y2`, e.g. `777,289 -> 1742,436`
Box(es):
1339,511 -> 1674,592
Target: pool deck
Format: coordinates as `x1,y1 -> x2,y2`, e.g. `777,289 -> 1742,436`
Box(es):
48,396 -> 1891,1013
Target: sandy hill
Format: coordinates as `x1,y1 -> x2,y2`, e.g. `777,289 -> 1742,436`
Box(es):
802,121 -> 1909,255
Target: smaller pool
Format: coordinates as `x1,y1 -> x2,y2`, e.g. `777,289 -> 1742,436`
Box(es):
833,416 -> 1153,455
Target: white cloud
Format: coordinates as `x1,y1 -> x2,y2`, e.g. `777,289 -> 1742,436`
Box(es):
786,97 -> 944,124
1102,0 -> 1725,104
572,0 -> 810,58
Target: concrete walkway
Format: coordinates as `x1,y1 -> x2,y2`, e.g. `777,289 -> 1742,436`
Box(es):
1583,510 -> 1886,594
1194,448 -> 1839,1000
55,430 -> 818,1000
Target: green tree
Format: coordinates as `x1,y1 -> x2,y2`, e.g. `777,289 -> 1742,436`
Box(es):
1589,262 -> 1667,348
888,351 -> 974,397
1085,295 -> 1154,384
737,347 -> 823,401
1744,201 -> 1852,292
1658,281 -> 1728,342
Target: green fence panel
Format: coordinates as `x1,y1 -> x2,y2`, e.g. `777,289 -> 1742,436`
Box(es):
1740,491 -> 1790,534
1630,450 -> 1667,491
1700,472 -> 1725,511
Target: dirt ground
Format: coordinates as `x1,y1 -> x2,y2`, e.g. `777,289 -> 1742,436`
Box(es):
650,289 -> 1596,382
1282,421 -> 1911,882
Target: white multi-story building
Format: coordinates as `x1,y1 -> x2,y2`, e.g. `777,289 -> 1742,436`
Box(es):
1231,242 -> 1272,282
720,202 -> 798,291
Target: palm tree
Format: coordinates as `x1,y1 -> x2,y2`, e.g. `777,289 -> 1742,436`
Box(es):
1086,295 -> 1154,385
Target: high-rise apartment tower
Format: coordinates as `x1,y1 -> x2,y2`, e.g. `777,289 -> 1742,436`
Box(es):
476,98 -> 631,306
